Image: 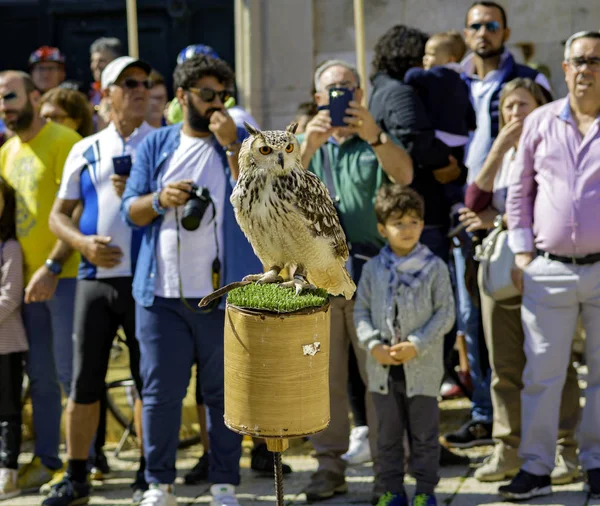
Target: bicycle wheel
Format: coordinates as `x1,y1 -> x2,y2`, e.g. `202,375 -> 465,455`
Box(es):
106,378 -> 201,450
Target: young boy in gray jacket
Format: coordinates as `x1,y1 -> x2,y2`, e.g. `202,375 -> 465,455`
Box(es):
354,184 -> 455,506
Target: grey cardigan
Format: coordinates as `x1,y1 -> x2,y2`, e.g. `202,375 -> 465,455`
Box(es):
354,247 -> 455,397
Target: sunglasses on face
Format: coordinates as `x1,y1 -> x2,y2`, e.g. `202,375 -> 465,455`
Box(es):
568,57 -> 600,71
187,87 -> 232,103
117,79 -> 154,90
42,113 -> 69,123
0,92 -> 17,103
468,21 -> 501,33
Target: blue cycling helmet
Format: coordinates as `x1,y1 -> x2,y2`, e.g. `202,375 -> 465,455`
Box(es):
177,44 -> 220,65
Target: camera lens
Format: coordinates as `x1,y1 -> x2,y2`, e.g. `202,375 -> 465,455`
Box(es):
181,187 -> 211,231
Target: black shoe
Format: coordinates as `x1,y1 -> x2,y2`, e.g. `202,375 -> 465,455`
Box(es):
441,420 -> 493,449
89,451 -> 111,480
42,476 -> 91,506
588,468 -> 600,498
439,445 -> 470,466
184,453 -> 209,485
498,469 -> 552,500
251,443 -> 292,475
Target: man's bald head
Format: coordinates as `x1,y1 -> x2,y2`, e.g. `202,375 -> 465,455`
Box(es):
0,71 -> 37,94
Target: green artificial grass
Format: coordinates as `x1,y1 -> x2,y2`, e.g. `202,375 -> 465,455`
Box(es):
227,283 -> 329,313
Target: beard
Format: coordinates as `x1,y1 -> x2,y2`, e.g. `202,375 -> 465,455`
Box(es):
187,98 -> 220,133
2,99 -> 34,132
475,44 -> 505,60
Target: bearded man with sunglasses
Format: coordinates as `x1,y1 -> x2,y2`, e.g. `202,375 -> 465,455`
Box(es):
43,56 -> 155,506
121,55 -> 261,506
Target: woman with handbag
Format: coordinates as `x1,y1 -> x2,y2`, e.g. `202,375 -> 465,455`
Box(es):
458,78 -> 581,485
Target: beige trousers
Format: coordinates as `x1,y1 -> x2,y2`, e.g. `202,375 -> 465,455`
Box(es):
309,297 -> 378,475
478,267 -> 581,451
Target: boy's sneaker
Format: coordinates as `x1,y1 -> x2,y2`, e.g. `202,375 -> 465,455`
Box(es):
498,469 -> 552,500
184,453 -> 209,484
131,468 -> 149,505
411,493 -> 437,506
586,468 -> 600,499
210,484 -> 240,506
342,426 -> 372,465
139,484 -> 177,506
40,470 -> 67,495
441,420 -> 494,449
17,456 -> 62,492
89,451 -> 111,481
376,492 -> 408,506
0,468 -> 20,500
250,443 -> 292,475
41,476 -> 91,506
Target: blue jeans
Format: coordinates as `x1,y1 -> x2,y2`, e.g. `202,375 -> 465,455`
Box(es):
136,298 -> 242,485
22,277 -> 76,469
452,241 -> 492,423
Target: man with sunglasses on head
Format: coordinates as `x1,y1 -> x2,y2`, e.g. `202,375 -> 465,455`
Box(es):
440,0 -> 556,467
29,46 -> 67,94
120,54 -> 261,506
43,56 -> 155,506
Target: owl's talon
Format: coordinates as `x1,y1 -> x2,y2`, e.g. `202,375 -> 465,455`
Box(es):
243,270 -> 283,284
279,277 -> 317,296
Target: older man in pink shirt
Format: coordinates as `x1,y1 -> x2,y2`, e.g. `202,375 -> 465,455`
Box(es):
499,30 -> 600,501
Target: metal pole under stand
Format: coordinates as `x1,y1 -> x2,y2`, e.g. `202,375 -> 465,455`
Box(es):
266,438 -> 289,506
126,0 -> 140,58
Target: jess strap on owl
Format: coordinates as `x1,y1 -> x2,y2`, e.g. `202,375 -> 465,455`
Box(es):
474,215 -> 520,305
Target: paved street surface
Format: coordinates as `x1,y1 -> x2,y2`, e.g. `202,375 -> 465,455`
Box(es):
9,367 -> 594,506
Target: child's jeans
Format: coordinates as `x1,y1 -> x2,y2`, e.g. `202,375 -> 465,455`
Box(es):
0,352 -> 25,469
373,367 -> 440,496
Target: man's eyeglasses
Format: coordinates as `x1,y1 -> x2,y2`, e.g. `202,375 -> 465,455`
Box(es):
567,57 -> 600,72
187,87 -> 232,103
467,21 -> 501,33
42,113 -> 69,123
117,79 -> 154,90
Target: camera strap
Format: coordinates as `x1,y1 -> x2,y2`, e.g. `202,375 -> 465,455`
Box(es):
174,201 -> 221,313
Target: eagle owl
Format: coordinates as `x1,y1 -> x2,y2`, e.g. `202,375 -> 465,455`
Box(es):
231,122 -> 356,300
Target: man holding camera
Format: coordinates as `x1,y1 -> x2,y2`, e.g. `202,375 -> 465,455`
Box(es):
299,59 -> 412,502
45,56 -> 154,506
121,55 -> 259,506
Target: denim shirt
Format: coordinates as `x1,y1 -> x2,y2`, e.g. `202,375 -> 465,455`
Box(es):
120,124 -> 262,307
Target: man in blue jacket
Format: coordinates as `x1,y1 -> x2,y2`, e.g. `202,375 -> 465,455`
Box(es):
120,55 -> 260,506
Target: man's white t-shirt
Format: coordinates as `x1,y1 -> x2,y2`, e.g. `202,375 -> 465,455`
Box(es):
58,122 -> 155,279
154,132 -> 226,298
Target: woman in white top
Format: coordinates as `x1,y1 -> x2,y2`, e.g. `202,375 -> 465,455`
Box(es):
459,78 -> 581,486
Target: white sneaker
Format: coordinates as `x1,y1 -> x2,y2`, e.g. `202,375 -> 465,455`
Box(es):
210,484 -> 240,506
0,468 -> 20,500
139,484 -> 177,506
342,425 -> 372,465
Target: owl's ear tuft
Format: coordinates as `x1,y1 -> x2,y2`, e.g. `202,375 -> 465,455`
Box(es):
244,121 -> 261,137
286,122 -> 299,134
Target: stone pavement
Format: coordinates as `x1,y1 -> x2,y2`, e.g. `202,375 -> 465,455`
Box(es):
7,440 -> 597,506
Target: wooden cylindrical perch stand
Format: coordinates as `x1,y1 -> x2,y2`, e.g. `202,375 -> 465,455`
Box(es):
223,302 -> 331,505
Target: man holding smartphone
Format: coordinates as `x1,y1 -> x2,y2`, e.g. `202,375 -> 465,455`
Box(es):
45,56 -> 155,506
298,59 -> 413,503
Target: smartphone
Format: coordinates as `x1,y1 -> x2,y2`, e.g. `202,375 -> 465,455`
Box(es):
328,87 -> 353,127
113,155 -> 132,176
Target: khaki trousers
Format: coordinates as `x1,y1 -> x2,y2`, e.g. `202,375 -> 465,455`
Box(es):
309,297 -> 378,475
478,267 -> 580,452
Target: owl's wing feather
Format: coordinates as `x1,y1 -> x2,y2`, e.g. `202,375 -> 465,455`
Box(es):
293,170 -> 349,260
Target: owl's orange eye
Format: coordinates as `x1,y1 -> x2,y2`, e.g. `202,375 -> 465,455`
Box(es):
285,143 -> 294,153
259,146 -> 272,155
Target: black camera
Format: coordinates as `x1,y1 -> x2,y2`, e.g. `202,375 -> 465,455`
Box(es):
181,184 -> 213,231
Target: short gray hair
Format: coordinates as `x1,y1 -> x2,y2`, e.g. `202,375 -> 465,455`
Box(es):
313,59 -> 361,92
564,30 -> 600,61
90,37 -> 124,58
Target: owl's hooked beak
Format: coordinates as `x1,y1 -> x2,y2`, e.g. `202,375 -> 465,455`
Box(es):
277,152 -> 284,169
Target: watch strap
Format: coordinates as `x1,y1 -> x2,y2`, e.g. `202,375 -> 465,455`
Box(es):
368,131 -> 384,147
152,191 -> 166,216
45,258 -> 62,276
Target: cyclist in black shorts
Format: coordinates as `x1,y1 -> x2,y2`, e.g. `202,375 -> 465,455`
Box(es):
44,56 -> 156,506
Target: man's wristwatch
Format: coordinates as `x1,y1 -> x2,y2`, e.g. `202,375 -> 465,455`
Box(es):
45,259 -> 62,276
368,131 -> 385,147
224,141 -> 241,157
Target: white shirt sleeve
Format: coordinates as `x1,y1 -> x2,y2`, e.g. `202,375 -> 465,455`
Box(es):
57,141 -> 86,200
